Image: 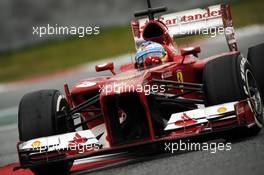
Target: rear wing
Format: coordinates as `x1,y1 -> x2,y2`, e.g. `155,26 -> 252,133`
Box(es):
131,4 -> 237,51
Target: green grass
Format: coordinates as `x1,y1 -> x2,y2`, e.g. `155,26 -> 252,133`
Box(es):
0,0 -> 263,83
0,26 -> 135,82
232,0 -> 264,28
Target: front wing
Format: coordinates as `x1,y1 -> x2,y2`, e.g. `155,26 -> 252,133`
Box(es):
16,99 -> 257,170
164,100 -> 256,136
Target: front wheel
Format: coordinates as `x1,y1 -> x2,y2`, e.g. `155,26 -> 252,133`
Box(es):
18,90 -> 74,175
203,55 -> 263,135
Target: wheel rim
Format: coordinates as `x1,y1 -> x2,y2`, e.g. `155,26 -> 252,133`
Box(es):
56,95 -> 74,133
245,69 -> 263,125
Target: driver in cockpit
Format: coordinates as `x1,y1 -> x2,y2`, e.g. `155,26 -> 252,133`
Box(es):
135,41 -> 169,69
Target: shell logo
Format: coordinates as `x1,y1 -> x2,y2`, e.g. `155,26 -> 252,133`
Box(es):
217,107 -> 227,113
31,140 -> 41,148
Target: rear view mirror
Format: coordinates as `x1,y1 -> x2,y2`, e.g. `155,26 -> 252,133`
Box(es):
180,46 -> 201,57
95,62 -> 116,75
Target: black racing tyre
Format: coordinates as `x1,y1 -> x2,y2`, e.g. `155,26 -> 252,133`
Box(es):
18,89 -> 74,175
203,55 -> 263,135
247,43 -> 264,101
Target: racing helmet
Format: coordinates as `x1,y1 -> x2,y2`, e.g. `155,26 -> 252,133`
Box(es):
135,41 -> 168,69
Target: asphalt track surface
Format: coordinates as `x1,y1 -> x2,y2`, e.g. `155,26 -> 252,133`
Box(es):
0,25 -> 264,175
81,130 -> 264,175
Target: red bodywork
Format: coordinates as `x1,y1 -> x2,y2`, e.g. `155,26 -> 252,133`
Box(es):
65,17 -> 243,147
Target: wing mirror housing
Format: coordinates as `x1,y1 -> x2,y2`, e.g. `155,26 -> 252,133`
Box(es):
180,46 -> 201,57
95,62 -> 116,75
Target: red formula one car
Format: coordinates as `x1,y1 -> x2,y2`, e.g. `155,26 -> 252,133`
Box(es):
16,0 -> 264,174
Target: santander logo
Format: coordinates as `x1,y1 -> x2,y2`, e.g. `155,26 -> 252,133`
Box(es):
159,8 -> 221,26
140,7 -> 222,30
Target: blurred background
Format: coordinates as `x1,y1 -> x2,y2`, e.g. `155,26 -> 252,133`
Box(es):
0,0 -> 264,170
1,0 -> 231,51
1,0 -> 264,83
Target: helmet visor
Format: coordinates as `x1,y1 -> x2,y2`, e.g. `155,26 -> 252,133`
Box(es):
136,51 -> 166,69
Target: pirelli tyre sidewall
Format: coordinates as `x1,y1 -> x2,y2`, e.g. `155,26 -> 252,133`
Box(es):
203,55 -> 263,129
239,57 -> 263,128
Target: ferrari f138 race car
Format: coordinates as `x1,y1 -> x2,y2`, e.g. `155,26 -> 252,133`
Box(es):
16,0 -> 264,174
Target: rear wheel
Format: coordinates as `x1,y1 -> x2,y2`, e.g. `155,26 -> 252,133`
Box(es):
203,55 -> 263,135
18,90 -> 74,175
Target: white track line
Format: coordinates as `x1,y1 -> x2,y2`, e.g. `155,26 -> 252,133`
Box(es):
0,106 -> 18,119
